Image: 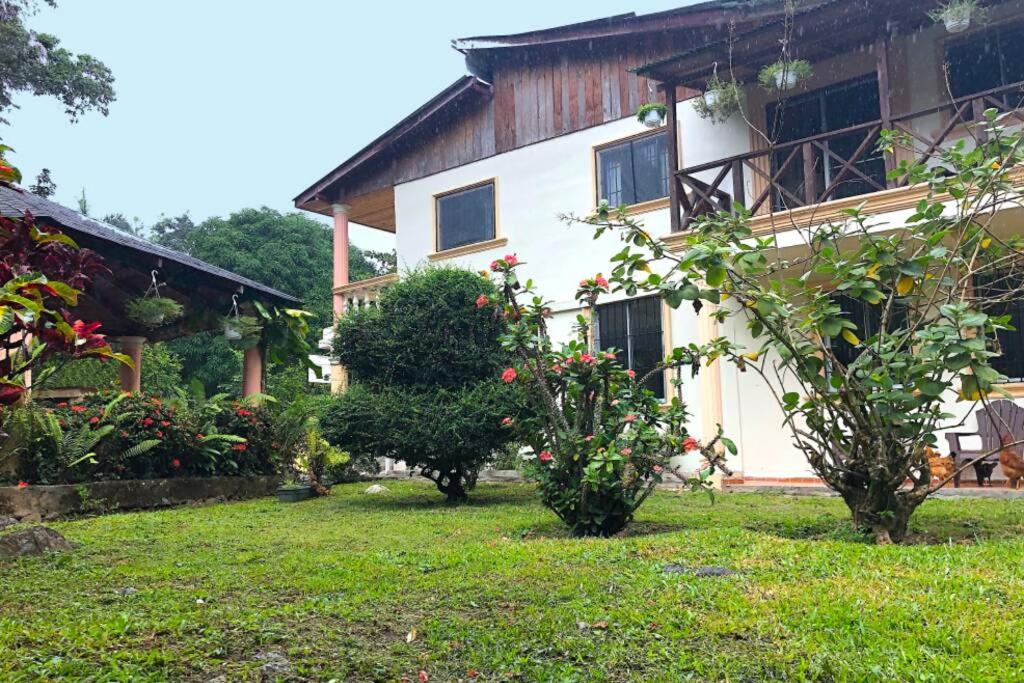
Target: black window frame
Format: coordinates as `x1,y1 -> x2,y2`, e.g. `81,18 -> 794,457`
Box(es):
596,295 -> 665,399
945,23 -> 1024,102
828,292 -> 908,368
973,270 -> 1024,382
595,130 -> 670,209
435,180 -> 497,253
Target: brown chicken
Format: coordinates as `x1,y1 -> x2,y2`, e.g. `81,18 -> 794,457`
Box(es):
926,447 -> 955,484
999,440 -> 1024,490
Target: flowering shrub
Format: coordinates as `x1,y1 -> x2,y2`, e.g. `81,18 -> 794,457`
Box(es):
8,392 -> 282,485
489,258 -> 731,536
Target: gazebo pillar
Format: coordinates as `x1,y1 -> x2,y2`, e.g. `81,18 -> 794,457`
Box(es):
113,336 -> 145,393
331,203 -> 351,317
242,345 -> 264,397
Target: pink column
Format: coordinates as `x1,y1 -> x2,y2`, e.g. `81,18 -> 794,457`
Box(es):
114,336 -> 145,393
332,203 -> 351,318
242,345 -> 264,397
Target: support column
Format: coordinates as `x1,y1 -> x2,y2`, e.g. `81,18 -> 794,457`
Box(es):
332,203 -> 351,318
696,304 -> 727,490
330,203 -> 351,395
663,82 -> 681,233
875,34 -> 896,186
242,345 -> 264,397
113,336 -> 145,393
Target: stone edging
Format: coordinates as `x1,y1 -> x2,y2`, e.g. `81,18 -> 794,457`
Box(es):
0,475 -> 282,521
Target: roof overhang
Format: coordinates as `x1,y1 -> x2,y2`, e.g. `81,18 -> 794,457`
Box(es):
633,0 -> 962,88
293,76 -> 492,227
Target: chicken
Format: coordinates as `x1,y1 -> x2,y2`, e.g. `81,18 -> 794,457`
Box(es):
926,447 -> 955,484
999,441 -> 1024,490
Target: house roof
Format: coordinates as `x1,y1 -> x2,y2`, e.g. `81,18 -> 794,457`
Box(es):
0,186 -> 299,304
293,76 -> 492,212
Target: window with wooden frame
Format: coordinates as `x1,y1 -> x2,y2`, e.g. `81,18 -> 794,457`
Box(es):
973,270 -> 1024,382
435,180 -> 496,252
595,131 -> 669,208
945,24 -> 1024,102
596,296 -> 665,399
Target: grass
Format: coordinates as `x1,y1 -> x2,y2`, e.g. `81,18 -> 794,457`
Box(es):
2,482 -> 1024,682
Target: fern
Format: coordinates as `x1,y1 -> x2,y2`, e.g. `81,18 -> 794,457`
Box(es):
122,439 -> 161,459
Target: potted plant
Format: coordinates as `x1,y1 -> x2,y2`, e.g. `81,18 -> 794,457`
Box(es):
929,0 -> 984,33
221,314 -> 263,347
636,102 -> 667,128
692,75 -> 743,123
125,296 -> 183,329
758,59 -> 813,91
276,477 -> 313,502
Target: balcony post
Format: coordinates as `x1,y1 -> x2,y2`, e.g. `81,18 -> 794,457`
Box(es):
663,82 -> 681,233
875,34 -> 897,187
801,142 -> 818,205
730,159 -> 745,210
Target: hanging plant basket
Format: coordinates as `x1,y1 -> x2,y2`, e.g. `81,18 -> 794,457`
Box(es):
221,314 -> 263,348
692,75 -> 743,123
758,59 -> 813,92
929,0 -> 983,33
636,102 -> 667,128
125,296 -> 183,329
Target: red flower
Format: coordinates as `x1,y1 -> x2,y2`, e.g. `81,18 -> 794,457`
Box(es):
501,417 -> 512,426
236,408 -> 251,417
71,405 -> 87,413
16,480 -> 29,489
683,437 -> 701,452
89,416 -> 100,425
171,458 -> 181,469
475,294 -> 489,308
489,259 -> 500,272
538,451 -> 553,462
620,447 -> 633,457
504,253 -> 519,266
160,420 -> 170,427
120,431 -> 129,438
232,443 -> 248,451
156,430 -> 164,438
56,402 -> 68,409
141,417 -> 154,427
419,672 -> 429,683
595,276 -> 610,289
584,435 -> 594,442
653,465 -> 664,473
196,434 -> 205,440
580,353 -> 595,365
624,414 -> 637,423
501,367 -> 517,383
603,352 -> 616,360
626,369 -> 636,379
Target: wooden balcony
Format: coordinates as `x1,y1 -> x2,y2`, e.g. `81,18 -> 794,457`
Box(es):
673,81 -> 1024,232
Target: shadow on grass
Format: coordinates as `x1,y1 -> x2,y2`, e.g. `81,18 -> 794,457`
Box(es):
339,487 -> 535,512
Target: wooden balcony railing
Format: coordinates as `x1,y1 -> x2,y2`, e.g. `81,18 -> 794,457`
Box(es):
674,81 -> 1024,230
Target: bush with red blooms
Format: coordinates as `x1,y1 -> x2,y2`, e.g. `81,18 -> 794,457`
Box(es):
0,195 -> 126,404
11,392 -> 282,485
214,401 -> 280,474
488,256 -> 732,537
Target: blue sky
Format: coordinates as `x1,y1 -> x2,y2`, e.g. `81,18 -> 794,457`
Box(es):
6,0 -> 689,252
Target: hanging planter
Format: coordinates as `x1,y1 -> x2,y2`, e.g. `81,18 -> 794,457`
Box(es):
929,0 -> 983,33
221,295 -> 263,348
692,75 -> 743,123
125,270 -> 183,329
636,102 -> 667,128
758,59 -> 813,91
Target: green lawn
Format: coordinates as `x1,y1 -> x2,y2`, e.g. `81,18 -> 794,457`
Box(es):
2,482 -> 1024,682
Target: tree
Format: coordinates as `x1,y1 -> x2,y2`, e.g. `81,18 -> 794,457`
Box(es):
27,167 -> 54,198
149,212 -> 195,252
101,212 -> 143,236
75,187 -> 88,215
0,1 -> 115,124
489,259 -> 724,536
588,110 -> 1024,544
324,267 -> 520,502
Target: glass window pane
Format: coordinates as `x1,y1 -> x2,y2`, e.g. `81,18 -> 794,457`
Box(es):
597,142 -> 635,207
437,183 -> 495,251
632,133 -> 669,204
975,271 -> 1024,381
597,296 -> 664,399
947,34 -> 1003,98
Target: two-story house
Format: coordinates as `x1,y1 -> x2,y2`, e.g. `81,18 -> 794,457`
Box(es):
295,0 -> 1024,484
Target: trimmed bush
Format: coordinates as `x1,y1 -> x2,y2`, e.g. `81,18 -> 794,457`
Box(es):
327,267 -> 523,501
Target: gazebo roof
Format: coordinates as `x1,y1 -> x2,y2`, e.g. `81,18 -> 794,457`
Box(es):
1,187 -> 299,341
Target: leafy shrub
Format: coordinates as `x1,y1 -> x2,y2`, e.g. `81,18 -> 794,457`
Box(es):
489,262 -> 726,536
327,267 -> 522,501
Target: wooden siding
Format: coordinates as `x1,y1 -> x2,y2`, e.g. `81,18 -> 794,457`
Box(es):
330,37 -> 698,222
